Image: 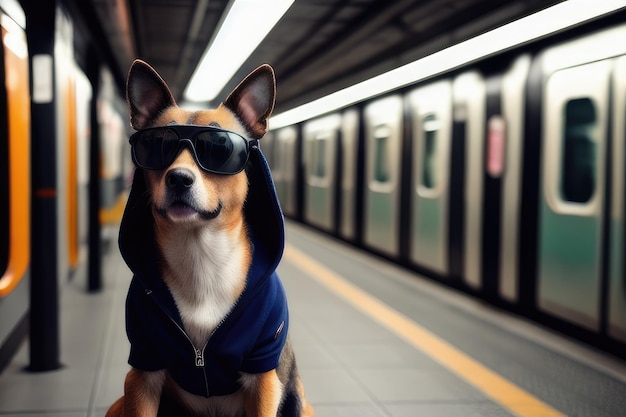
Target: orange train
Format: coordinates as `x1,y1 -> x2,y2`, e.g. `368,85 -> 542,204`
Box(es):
0,1 -> 130,370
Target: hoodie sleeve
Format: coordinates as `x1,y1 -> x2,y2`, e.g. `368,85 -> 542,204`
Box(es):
240,273 -> 289,374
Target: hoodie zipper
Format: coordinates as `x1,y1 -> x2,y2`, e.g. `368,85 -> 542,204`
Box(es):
144,287 -> 243,397
145,288 -> 210,397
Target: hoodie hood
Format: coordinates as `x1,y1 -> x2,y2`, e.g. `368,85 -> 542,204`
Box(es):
118,61 -> 288,398
118,143 -> 289,398
120,60 -> 282,280
119,142 -> 284,281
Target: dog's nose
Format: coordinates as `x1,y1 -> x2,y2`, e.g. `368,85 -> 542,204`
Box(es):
166,168 -> 195,192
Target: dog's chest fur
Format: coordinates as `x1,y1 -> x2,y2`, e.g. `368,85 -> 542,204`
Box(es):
158,225 -> 249,348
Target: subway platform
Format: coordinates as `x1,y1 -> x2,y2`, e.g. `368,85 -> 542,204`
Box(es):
0,221 -> 625,417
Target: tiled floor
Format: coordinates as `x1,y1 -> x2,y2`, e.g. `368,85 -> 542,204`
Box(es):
0,221 -> 625,416
0,237 -> 131,416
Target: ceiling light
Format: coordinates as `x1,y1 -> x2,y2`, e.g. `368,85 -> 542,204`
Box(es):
270,0 -> 625,129
0,0 -> 25,29
183,0 -> 294,103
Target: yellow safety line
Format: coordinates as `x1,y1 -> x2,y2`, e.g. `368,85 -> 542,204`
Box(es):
284,245 -> 566,417
100,192 -> 129,225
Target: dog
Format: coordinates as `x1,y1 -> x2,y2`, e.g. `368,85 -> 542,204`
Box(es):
105,60 -> 314,417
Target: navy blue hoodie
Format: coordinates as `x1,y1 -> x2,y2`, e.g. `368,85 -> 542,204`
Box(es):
118,144 -> 288,398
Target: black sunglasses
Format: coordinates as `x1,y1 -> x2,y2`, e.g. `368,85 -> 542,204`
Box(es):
129,125 -> 256,175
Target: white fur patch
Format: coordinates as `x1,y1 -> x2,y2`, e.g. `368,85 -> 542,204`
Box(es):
160,225 -> 247,348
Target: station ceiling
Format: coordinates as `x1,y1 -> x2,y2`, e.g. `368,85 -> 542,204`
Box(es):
83,0 -> 561,113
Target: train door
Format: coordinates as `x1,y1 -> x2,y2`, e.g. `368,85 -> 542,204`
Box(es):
340,109 -> 359,241
609,55 -> 626,343
480,56 -> 531,301
407,81 -> 452,275
273,126 -> 299,218
303,114 -> 340,233
498,55 -> 531,302
0,5 -> 30,359
0,8 -> 29,295
482,73 -> 505,299
452,71 -> 486,289
363,95 -> 403,257
538,59 -> 611,331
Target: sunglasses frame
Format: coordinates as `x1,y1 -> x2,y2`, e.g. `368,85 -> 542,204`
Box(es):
129,124 -> 257,175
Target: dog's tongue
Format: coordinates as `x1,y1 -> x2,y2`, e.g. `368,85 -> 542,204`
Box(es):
168,202 -> 196,219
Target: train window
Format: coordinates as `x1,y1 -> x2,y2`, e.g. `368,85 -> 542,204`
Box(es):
421,114 -> 439,189
311,134 -> 327,178
373,125 -> 390,183
560,98 -> 597,203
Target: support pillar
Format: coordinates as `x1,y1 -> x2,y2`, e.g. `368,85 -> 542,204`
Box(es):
23,0 -> 61,372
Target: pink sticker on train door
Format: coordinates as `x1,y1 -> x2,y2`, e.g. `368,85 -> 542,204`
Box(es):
487,115 -> 506,178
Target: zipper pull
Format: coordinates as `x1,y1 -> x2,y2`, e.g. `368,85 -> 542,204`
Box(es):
195,348 -> 205,367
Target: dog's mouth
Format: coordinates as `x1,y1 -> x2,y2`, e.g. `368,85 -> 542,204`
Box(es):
156,199 -> 223,222
168,201 -> 198,219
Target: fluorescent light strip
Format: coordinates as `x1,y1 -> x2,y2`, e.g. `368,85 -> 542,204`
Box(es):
2,14 -> 27,58
184,0 -> 294,102
270,0 -> 625,130
0,0 -> 25,29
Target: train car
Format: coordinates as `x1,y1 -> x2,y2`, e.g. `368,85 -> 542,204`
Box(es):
534,25 -> 626,340
268,6 -> 626,356
0,0 -> 29,369
0,0 -> 131,370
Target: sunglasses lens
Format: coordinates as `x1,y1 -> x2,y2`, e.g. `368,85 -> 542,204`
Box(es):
133,128 -> 179,169
195,130 -> 248,174
131,126 -> 250,174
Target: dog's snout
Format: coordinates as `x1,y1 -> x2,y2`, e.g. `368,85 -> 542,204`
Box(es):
166,168 -> 195,192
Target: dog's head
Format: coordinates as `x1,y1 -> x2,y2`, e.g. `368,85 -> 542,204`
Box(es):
126,60 -> 275,231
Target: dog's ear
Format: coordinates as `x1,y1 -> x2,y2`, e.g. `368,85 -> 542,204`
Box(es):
126,59 -> 176,130
224,64 -> 276,139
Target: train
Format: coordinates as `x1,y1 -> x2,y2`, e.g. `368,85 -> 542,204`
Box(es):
0,0 -> 130,370
265,6 -> 626,358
